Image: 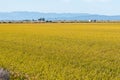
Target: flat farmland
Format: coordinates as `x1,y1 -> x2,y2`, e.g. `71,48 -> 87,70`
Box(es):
0,23 -> 120,80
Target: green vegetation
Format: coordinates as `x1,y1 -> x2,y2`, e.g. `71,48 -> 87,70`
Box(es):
0,23 -> 120,80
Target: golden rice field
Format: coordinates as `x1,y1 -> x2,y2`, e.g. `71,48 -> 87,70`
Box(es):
0,23 -> 120,80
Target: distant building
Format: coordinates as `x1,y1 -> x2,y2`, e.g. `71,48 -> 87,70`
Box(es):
89,20 -> 97,22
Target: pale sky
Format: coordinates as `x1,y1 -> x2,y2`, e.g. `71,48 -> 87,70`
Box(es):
0,0 -> 120,15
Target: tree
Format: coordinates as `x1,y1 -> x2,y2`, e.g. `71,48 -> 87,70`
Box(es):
38,18 -> 45,22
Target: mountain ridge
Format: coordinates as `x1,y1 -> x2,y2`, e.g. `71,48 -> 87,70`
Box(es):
0,12 -> 120,20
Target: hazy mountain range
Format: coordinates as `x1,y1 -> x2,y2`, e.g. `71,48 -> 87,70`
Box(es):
0,12 -> 120,21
